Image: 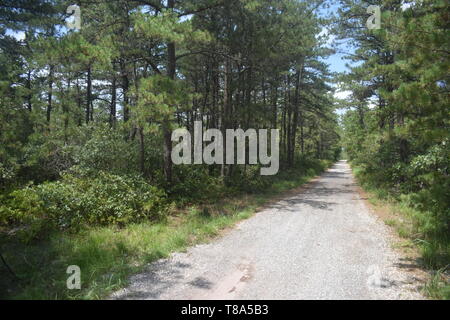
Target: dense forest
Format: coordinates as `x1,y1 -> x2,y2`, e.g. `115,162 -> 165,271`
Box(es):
0,0 -> 448,299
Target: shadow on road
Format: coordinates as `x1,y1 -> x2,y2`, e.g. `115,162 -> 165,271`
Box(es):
113,260 -> 206,299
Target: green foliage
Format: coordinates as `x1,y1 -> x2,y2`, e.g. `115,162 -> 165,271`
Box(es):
0,185 -> 47,242
166,157 -> 332,204
0,162 -> 18,190
21,136 -> 77,183
424,268 -> 450,300
133,75 -> 194,127
0,172 -> 170,241
134,10 -> 211,45
73,125 -> 137,175
168,166 -> 224,203
225,165 -> 273,194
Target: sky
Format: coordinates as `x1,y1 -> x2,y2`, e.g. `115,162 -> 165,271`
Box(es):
315,1 -> 355,115
5,29 -> 25,40
317,1 -> 353,73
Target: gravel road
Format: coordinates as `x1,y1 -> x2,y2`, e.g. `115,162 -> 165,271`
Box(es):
112,161 -> 423,300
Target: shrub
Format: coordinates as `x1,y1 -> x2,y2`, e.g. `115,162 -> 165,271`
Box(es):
169,166 -> 224,203
0,172 -> 170,240
0,161 -> 18,190
0,186 -> 48,242
225,165 -> 272,193
74,125 -> 138,175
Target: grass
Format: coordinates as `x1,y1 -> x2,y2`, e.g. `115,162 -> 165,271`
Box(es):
350,164 -> 450,300
424,267 -> 450,300
0,163 -> 330,300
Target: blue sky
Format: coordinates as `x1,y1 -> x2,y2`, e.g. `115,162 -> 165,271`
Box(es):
316,0 -> 353,74
315,0 -> 356,111
325,51 -> 350,74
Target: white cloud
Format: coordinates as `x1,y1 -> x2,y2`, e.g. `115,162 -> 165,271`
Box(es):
334,90 -> 352,100
317,27 -> 336,47
333,90 -> 352,116
5,30 -> 26,41
401,2 -> 414,11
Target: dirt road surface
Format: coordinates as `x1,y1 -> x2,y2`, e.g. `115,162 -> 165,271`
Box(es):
112,161 -> 423,300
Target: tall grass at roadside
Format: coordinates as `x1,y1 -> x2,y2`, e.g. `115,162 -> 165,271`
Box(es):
351,165 -> 450,300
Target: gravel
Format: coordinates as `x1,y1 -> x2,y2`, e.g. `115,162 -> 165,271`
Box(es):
111,161 -> 424,300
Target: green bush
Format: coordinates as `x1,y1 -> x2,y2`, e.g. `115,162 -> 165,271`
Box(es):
169,166 -> 224,203
20,132 -> 79,184
225,165 -> 273,194
74,125 -> 138,175
0,186 -> 48,242
0,172 -> 170,240
0,162 -> 17,188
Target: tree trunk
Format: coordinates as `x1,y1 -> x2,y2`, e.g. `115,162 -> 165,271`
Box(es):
289,70 -> 301,167
86,65 -> 92,124
271,83 -> 278,129
26,70 -> 32,112
110,73 -> 117,127
139,127 -> 145,176
76,79 -> 82,126
163,0 -> 177,184
64,78 -> 71,143
120,59 -> 130,122
221,57 -> 231,177
47,65 -> 54,123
